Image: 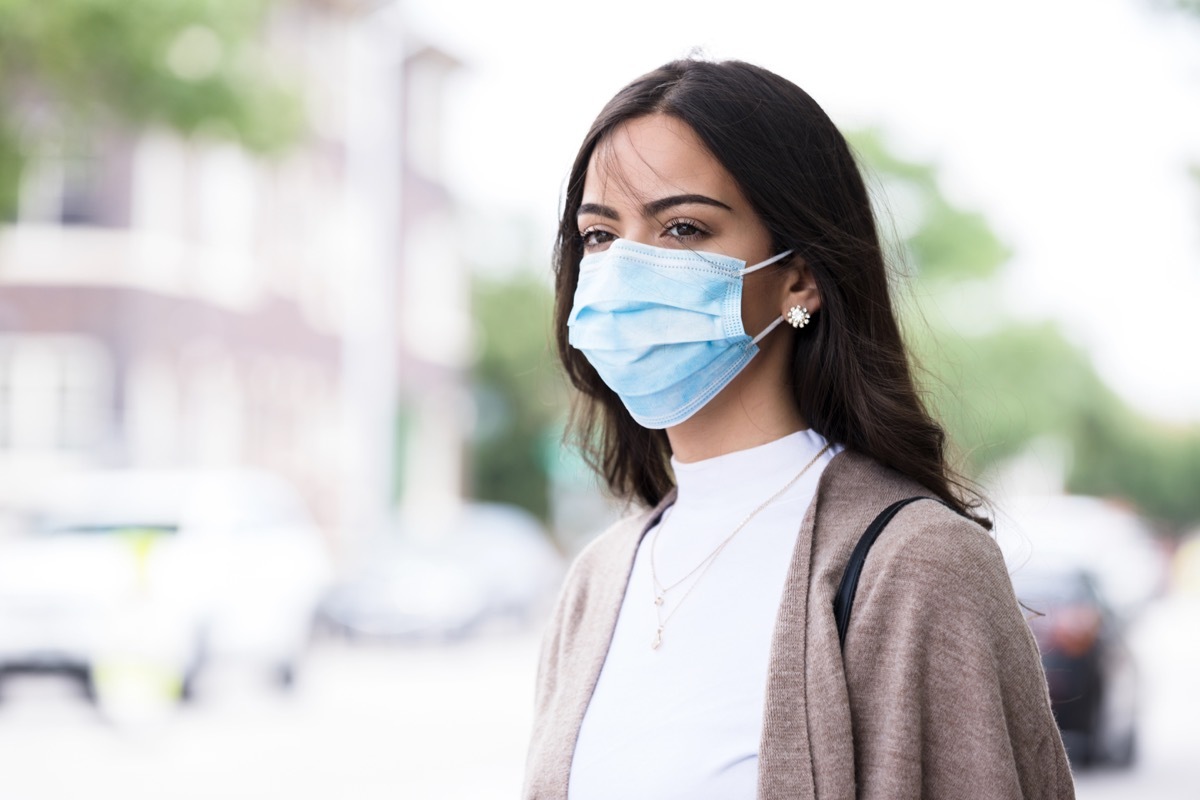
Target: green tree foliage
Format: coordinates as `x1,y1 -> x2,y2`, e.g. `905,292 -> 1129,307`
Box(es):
853,130 -> 1200,531
0,0 -> 302,217
469,273 -> 566,522
852,129 -> 1011,284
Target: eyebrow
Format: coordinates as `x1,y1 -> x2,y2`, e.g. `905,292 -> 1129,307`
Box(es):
577,193 -> 733,221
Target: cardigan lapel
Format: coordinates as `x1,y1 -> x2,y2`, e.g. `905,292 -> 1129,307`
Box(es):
547,491 -> 675,797
756,468 -> 821,800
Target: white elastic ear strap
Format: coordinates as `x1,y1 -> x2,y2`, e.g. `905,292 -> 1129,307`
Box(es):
740,249 -> 795,276
750,315 -> 785,345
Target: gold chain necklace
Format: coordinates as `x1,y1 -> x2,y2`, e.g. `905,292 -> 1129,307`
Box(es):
648,442 -> 832,650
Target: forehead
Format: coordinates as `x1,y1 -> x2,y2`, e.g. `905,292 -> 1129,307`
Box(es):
583,114 -> 741,207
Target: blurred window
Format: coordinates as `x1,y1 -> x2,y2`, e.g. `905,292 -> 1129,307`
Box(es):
60,153 -> 100,225
0,335 -> 111,452
18,147 -> 107,227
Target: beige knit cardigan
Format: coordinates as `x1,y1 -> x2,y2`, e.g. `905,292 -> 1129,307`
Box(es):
523,450 -> 1075,799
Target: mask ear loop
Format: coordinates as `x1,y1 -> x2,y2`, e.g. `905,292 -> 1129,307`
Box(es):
743,248 -> 795,345
740,249 -> 795,276
750,314 -> 786,345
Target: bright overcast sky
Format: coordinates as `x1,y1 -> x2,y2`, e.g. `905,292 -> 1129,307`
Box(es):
403,0 -> 1200,422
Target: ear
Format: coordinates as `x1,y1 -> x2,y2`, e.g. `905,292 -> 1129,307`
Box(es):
779,257 -> 821,319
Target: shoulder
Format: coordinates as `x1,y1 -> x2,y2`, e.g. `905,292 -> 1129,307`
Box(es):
541,501 -> 661,643
814,450 -> 1016,634
823,458 -> 1028,664
525,506 -> 659,797
816,449 -> 1002,582
872,497 -> 1006,592
863,502 -> 1021,652
560,504 -> 659,594
529,502 -> 658,714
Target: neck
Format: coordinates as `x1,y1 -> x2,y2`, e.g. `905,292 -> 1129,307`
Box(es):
666,369 -> 806,463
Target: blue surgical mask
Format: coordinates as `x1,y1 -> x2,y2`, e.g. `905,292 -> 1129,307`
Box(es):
567,238 -> 793,429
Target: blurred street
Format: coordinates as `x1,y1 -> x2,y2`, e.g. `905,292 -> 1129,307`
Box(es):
0,594 -> 1196,799
0,629 -> 541,800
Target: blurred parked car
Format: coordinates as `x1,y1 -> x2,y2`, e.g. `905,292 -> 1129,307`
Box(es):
998,495 -> 1167,617
1012,563 -> 1138,767
318,502 -> 564,641
0,469 -> 331,706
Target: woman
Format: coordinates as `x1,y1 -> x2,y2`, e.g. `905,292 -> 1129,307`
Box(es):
523,58 -> 1073,799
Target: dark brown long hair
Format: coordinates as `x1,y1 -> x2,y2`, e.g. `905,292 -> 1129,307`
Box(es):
553,58 -> 989,528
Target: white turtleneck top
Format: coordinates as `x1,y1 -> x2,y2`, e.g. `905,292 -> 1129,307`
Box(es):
568,429 -> 841,800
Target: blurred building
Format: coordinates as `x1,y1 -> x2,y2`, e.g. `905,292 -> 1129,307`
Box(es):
0,2 -> 469,544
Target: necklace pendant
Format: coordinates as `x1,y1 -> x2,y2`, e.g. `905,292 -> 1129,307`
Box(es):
654,595 -> 664,607
651,627 -> 663,650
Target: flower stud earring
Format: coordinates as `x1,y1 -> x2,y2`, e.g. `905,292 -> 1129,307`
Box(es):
786,305 -> 811,329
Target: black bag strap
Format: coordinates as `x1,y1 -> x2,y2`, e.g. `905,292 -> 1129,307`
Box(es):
834,496 -> 943,649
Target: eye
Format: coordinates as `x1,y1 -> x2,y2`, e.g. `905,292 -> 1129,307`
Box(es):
664,218 -> 709,241
580,227 -> 616,252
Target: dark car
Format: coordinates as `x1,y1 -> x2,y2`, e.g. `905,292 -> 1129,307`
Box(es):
1012,564 -> 1138,767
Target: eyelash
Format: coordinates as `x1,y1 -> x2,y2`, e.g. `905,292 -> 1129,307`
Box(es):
577,218 -> 711,251
579,227 -> 615,251
663,217 -> 709,241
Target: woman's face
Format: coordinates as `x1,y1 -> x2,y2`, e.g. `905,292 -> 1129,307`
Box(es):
577,113 -> 797,346
576,113 -> 820,441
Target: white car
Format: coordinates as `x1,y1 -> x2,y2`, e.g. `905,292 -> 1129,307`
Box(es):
0,469 -> 332,706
